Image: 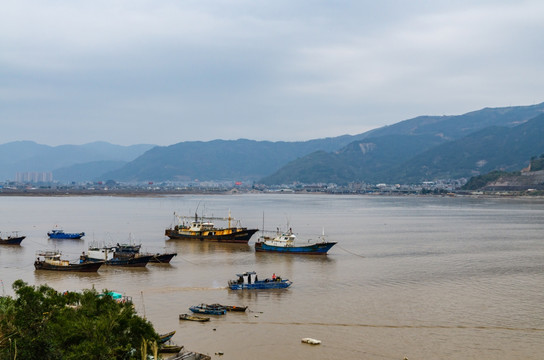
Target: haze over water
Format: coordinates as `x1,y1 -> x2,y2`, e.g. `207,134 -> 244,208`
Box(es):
1,194 -> 543,359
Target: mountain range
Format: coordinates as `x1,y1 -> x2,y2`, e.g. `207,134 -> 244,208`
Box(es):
2,102 -> 543,185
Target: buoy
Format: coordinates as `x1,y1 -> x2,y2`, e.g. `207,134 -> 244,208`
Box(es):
301,338 -> 321,345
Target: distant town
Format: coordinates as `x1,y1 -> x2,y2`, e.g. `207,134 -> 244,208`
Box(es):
0,172 -> 505,197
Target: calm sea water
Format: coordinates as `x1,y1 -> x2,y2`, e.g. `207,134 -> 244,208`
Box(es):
1,194 -> 543,360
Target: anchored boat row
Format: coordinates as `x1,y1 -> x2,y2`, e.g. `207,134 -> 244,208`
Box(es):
34,243 -> 178,272
165,211 -> 337,254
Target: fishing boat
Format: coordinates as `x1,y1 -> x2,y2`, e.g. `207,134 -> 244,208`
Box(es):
255,228 -> 337,254
228,271 -> 292,290
48,229 -> 85,239
84,245 -> 153,267
189,304 -> 227,315
159,330 -> 176,344
179,313 -> 210,322
165,211 -> 258,243
114,243 -> 177,264
0,231 -> 25,245
34,251 -> 104,272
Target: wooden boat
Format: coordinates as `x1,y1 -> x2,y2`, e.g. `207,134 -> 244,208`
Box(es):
255,228 -> 336,254
48,229 -> 85,239
34,251 -> 104,272
179,313 -> 210,322
84,246 -> 152,267
215,304 -> 247,312
189,304 -> 227,315
160,344 -> 184,353
165,211 -> 258,243
159,330 -> 176,344
228,271 -> 292,290
0,232 -> 25,245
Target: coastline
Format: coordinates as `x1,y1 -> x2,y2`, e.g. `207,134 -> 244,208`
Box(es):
1,188 -> 543,199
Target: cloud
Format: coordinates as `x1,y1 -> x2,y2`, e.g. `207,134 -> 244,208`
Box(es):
1,1 -> 544,145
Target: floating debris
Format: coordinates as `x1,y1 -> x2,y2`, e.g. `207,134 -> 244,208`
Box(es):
301,338 -> 321,345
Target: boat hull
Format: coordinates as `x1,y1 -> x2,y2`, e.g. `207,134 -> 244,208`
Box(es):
149,252 -> 177,263
48,232 -> 85,239
34,260 -> 104,272
87,255 -> 153,267
228,280 -> 292,290
255,241 -> 337,254
0,236 -> 25,245
189,306 -> 227,315
179,314 -> 210,322
165,228 -> 258,243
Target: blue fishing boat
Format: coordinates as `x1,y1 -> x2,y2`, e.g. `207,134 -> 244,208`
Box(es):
255,229 -> 336,255
189,304 -> 227,315
48,229 -> 85,239
228,271 -> 292,290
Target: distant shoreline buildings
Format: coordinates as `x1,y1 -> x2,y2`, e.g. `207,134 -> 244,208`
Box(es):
15,172 -> 53,183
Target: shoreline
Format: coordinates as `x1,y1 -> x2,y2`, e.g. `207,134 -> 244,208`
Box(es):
0,188 -> 543,199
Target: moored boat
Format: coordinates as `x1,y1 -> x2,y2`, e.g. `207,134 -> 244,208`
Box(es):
48,229 -> 85,239
160,344 -> 184,353
179,313 -> 210,322
255,228 -> 337,255
165,211 -> 258,243
34,251 -> 104,272
0,232 -> 25,245
189,304 -> 227,315
228,271 -> 292,290
114,243 -> 177,264
84,245 -> 153,267
159,330 -> 176,344
222,305 -> 248,312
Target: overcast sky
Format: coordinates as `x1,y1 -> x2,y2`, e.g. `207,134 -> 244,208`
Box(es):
1,1 -> 543,146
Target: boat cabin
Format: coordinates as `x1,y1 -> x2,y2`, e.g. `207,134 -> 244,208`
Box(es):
37,251 -> 70,266
234,271 -> 259,284
87,247 -> 115,261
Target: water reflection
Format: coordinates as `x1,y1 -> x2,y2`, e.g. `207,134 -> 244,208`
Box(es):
167,240 -> 252,254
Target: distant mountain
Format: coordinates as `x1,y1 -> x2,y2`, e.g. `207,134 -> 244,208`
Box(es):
260,103 -> 544,185
4,102 -> 544,185
386,114 -> 544,183
260,134 -> 446,185
102,136 -> 368,182
0,141 -> 155,181
53,161 -> 128,183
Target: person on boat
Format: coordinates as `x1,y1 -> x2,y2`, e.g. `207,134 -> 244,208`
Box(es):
272,273 -> 276,280
255,275 -> 258,282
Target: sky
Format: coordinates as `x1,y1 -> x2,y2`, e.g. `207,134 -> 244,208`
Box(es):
1,1 -> 544,147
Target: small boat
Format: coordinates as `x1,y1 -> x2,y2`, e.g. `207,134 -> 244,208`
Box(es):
84,246 -> 153,267
255,228 -> 336,255
97,291 -> 132,304
189,304 -> 227,315
228,271 -> 292,290
114,243 -> 177,264
165,211 -> 258,243
301,338 -> 321,345
179,313 -> 210,322
48,229 -> 85,239
159,330 -> 176,344
220,305 -> 248,312
0,232 -> 25,245
34,251 -> 104,272
160,344 -> 184,353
